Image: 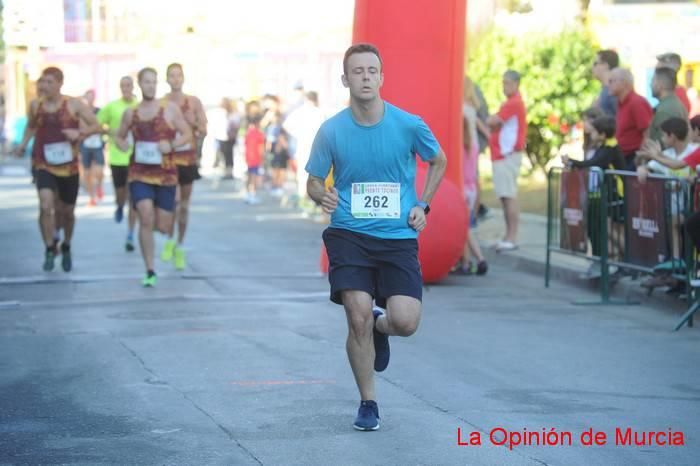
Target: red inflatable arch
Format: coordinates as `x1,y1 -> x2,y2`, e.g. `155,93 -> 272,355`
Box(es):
321,0 -> 468,283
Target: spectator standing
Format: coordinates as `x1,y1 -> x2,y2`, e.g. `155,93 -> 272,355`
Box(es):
608,68 -> 653,171
592,49 -> 619,117
283,91 -> 325,206
656,52 -> 691,114
648,67 -> 688,145
487,70 -> 527,252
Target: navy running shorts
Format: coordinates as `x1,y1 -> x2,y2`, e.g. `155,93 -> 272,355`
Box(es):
322,227 -> 423,308
129,181 -> 176,212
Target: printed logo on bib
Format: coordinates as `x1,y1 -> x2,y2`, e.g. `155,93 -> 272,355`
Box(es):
44,142 -> 73,165
134,141 -> 163,165
83,134 -> 103,149
351,182 -> 400,218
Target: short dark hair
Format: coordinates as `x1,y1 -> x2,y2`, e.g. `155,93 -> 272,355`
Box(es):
654,67 -> 677,90
503,69 -> 521,84
591,116 -> 616,139
41,66 -> 64,83
166,63 -> 183,75
137,67 -> 157,82
582,106 -> 604,121
596,50 -> 619,69
343,43 -> 382,75
660,117 -> 689,141
690,115 -> 700,132
248,114 -> 262,127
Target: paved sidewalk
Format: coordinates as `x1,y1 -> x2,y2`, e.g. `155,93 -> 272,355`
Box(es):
1,159 -> 699,465
476,206 -> 689,314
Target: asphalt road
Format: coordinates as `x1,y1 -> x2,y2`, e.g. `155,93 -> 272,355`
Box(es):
1,164 -> 699,465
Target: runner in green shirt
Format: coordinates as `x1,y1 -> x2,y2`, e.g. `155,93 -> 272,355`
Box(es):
97,76 -> 139,251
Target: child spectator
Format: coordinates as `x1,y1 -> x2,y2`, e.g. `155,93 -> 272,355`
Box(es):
244,115 -> 265,204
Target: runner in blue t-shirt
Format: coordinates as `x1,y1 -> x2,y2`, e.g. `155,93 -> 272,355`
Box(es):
306,43 -> 447,432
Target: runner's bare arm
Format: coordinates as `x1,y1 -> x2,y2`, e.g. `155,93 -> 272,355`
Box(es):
419,148 -> 447,205
72,99 -> 101,137
115,109 -> 133,152
168,103 -> 193,149
307,175 -> 338,214
409,148 -> 447,232
13,100 -> 38,156
193,97 -> 208,137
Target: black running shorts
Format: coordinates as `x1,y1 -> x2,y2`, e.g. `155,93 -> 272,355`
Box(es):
35,170 -> 79,205
110,165 -> 129,189
177,165 -> 201,185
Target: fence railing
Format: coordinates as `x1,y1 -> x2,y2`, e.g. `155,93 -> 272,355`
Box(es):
546,166 -> 695,329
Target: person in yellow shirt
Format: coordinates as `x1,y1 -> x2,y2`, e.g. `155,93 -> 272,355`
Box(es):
97,76 -> 139,251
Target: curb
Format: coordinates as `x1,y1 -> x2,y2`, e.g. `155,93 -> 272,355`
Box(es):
483,247 -> 689,315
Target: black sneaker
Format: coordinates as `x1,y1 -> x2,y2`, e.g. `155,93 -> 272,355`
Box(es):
477,203 -> 489,220
125,240 -> 135,252
43,250 -> 55,271
61,243 -> 72,272
476,260 -> 488,276
353,400 -> 380,431
373,307 -> 390,372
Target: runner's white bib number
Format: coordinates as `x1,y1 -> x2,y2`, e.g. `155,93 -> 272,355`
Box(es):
351,182 -> 400,218
134,141 -> 162,165
83,134 -> 103,149
44,142 -> 73,165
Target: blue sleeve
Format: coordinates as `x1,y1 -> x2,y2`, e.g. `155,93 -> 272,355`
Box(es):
305,125 -> 333,179
412,117 -> 440,161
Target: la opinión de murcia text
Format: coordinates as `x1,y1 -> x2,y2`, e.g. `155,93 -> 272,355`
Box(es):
456,427 -> 685,450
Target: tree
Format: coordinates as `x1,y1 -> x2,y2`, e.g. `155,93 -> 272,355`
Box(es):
469,27 -> 599,175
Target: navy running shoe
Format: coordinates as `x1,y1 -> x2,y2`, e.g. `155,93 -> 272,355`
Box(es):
353,400 -> 380,431
373,307 -> 390,372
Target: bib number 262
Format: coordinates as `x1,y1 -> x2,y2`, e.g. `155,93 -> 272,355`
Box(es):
364,195 -> 389,209
351,182 -> 400,219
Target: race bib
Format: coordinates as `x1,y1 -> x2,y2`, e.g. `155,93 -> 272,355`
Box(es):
83,134 -> 103,149
134,141 -> 163,165
351,182 -> 401,218
44,142 -> 73,165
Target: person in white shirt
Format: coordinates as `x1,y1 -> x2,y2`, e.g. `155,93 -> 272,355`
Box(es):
283,91 -> 325,204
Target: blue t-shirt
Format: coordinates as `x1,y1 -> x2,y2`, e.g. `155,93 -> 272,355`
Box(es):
599,86 -> 617,117
305,102 -> 440,239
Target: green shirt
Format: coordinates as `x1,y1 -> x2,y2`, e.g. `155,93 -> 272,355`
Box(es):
650,95 -> 688,144
97,97 -> 139,166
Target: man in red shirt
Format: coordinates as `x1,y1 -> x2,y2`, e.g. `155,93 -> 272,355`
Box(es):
608,68 -> 653,171
244,113 -> 264,204
487,70 -> 527,251
657,52 -> 691,114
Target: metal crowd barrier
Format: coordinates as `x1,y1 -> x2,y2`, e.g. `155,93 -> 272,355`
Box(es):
546,167 -> 692,318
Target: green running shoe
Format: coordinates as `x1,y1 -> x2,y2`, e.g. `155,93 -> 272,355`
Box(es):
142,272 -> 157,288
161,239 -> 176,262
174,247 -> 186,270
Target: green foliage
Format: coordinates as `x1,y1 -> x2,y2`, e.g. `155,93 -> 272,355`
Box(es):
469,27 -> 599,174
